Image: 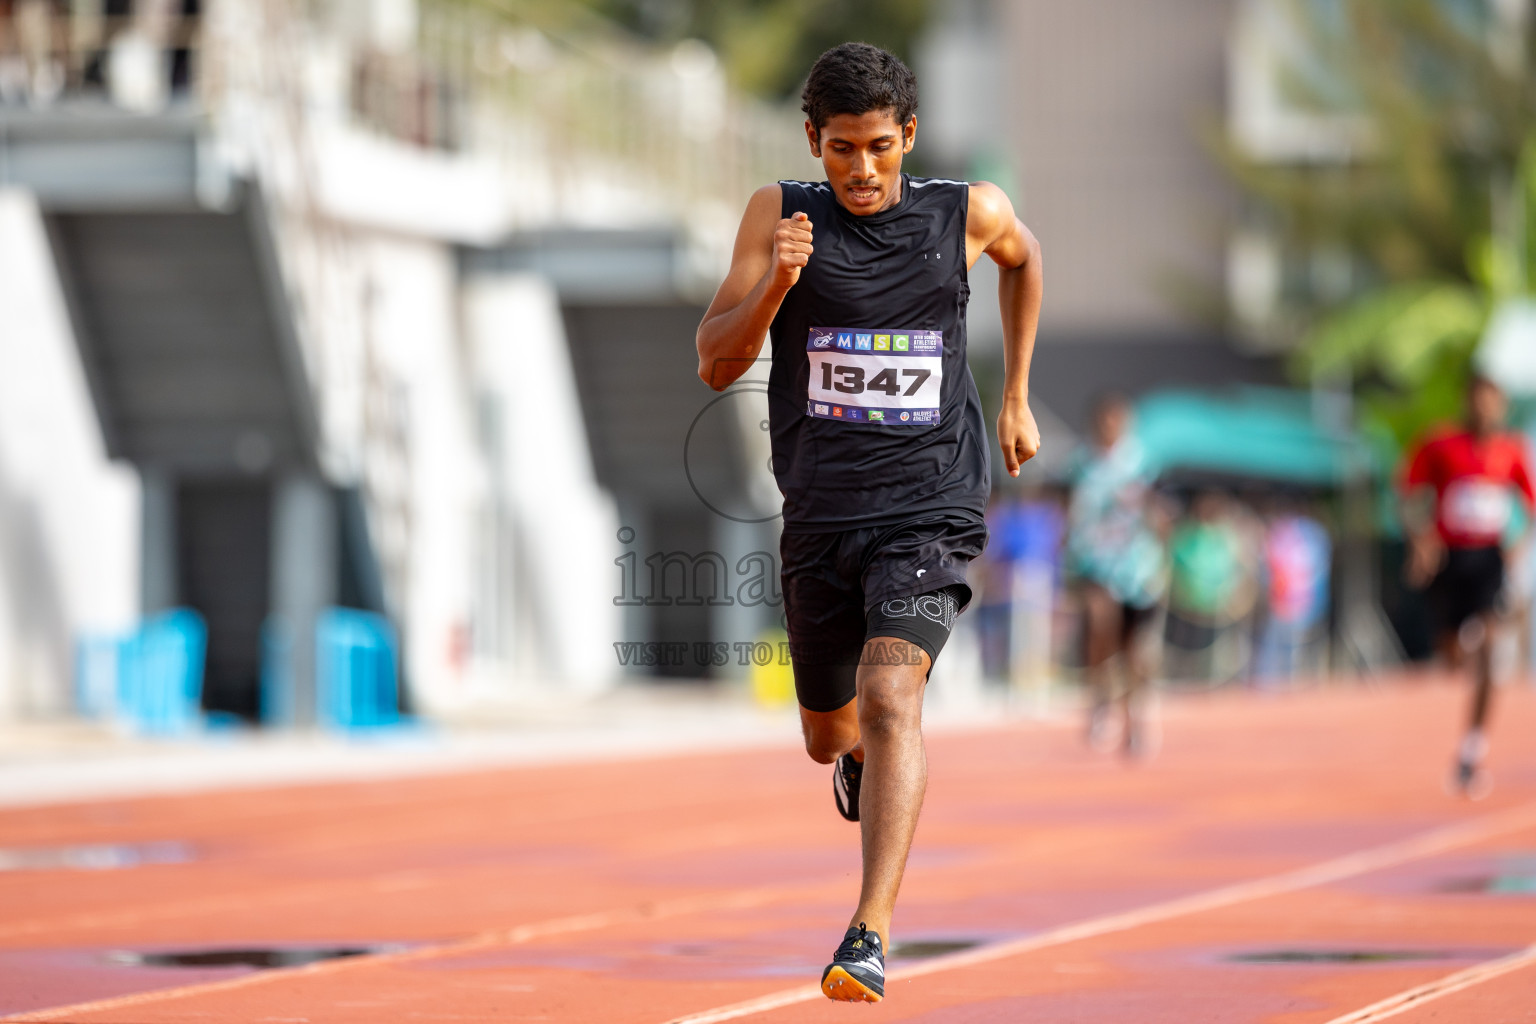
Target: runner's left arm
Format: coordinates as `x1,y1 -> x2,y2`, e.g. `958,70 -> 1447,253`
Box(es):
1509,440 -> 1536,559
968,182 -> 1042,478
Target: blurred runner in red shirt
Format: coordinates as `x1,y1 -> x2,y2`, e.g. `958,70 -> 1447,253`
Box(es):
1402,375 -> 1535,797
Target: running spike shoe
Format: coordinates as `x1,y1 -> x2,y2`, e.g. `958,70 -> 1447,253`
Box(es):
1122,710 -> 1160,761
833,751 -> 862,822
1123,718 -> 1146,760
1450,757 -> 1493,800
1086,697 -> 1114,752
821,922 -> 885,1002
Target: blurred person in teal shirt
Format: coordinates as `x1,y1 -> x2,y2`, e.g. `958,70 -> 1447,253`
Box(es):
1066,394 -> 1169,757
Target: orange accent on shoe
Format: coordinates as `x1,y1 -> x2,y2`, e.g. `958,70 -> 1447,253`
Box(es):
821,965 -> 883,1003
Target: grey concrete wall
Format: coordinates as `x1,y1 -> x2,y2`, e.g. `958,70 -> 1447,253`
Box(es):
1002,0 -> 1237,337
269,474 -> 338,727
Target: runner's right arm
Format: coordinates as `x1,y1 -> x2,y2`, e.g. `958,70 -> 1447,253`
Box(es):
1400,439 -> 1444,589
696,185 -> 814,391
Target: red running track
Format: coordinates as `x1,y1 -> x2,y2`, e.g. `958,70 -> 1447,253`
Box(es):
2,677 -> 1535,1023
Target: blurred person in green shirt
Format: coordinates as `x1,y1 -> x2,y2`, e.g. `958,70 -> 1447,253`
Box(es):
1166,492 -> 1259,681
1170,494 -> 1247,620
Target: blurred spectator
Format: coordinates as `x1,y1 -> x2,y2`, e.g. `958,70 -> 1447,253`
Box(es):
105,0 -> 179,113
1,0 -> 63,104
0,0 -> 198,109
1064,394 -> 1168,756
979,492 -> 1064,693
0,1 -> 17,104
1165,491 -> 1258,684
1252,502 -> 1332,684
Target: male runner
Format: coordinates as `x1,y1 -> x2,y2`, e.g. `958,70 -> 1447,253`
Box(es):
696,42 -> 1042,1002
1402,374 -> 1534,797
1065,394 -> 1168,756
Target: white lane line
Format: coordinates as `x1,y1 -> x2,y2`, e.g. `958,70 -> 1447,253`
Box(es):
1322,943 -> 1536,1023
10,801 -> 1536,1024
662,800 -> 1536,1024
0,884 -> 808,1023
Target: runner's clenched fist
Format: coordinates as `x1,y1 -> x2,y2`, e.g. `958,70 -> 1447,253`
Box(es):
772,212 -> 814,290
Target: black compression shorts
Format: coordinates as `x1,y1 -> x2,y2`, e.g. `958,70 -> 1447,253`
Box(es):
780,512 -> 987,713
1426,545 -> 1505,633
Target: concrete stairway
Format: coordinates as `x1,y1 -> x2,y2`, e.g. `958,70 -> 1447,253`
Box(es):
2,109 -> 359,722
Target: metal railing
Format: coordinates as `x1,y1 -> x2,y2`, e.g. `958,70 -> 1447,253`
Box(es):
1,2 -> 815,205
0,8 -> 202,108
408,2 -> 817,216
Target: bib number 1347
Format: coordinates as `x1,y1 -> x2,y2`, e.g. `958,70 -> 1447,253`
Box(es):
804,326 -> 943,424
820,363 -> 931,397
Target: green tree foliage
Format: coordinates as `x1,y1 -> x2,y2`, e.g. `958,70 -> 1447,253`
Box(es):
433,0 -> 931,100
1223,0 -> 1536,448
583,0 -> 933,100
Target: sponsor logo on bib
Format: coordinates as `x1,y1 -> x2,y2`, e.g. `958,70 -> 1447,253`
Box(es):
804,326 -> 943,426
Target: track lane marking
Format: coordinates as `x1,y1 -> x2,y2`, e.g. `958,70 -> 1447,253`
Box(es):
661,800 -> 1536,1024
0,772 -> 1137,944
0,803 -> 819,941
8,800 -> 1536,1024
0,883 -> 821,1023
1321,942 -> 1536,1023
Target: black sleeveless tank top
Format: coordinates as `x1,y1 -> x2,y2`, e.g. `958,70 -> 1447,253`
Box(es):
767,174 -> 990,532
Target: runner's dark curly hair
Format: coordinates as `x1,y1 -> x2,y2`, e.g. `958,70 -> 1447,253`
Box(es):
801,42 -> 918,134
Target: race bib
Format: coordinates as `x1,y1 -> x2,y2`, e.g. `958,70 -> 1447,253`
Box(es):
1442,479 -> 1512,536
805,327 -> 943,425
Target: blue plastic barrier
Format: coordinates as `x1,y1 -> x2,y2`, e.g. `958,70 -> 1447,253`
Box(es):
74,634 -> 122,719
316,608 -> 402,731
115,609 -> 207,735
259,618 -> 294,727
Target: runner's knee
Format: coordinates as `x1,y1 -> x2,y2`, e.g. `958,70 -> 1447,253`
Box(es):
855,675 -> 923,740
804,725 -> 857,764
801,704 -> 860,764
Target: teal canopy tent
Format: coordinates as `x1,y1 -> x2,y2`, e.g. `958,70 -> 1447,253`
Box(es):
1133,387 -> 1366,485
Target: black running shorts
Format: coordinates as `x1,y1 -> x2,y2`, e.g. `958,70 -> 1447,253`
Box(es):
1117,600 -> 1160,647
1079,580 -> 1162,650
780,512 -> 988,713
1426,545 -> 1505,633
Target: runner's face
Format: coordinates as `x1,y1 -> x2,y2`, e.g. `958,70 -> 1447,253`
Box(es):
1468,380 -> 1507,435
1095,406 -> 1128,449
806,110 -> 915,215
